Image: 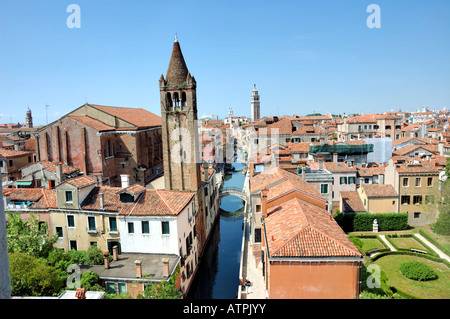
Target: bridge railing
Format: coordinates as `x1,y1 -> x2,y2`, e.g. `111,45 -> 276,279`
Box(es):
221,186 -> 245,193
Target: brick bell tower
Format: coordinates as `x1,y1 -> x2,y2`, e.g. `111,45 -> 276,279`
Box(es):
159,35 -> 201,192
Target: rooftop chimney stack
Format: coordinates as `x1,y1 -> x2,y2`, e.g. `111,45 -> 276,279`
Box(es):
56,163 -> 63,184
162,258 -> 170,278
134,260 -> 143,278
103,250 -> 110,269
75,287 -> 87,299
99,193 -> 105,210
261,188 -> 268,219
120,174 -> 130,188
112,245 -> 119,261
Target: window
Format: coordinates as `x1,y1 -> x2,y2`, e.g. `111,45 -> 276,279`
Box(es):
142,221 -> 149,234
427,177 -> 433,187
67,215 -> 75,228
87,216 -> 96,232
402,178 -> 409,187
65,191 -> 73,202
254,228 -> 262,243
414,212 -> 421,219
9,159 -> 13,166
415,177 -> 421,187
340,177 -> 348,185
69,240 -> 77,250
364,178 -> 370,184
117,283 -> 127,294
413,195 -> 422,205
56,227 -> 63,238
109,217 -> 117,232
128,222 -> 134,234
348,177 -> 356,184
106,282 -> 116,294
161,221 -> 170,235
255,205 -> 261,212
320,184 -> 328,194
401,195 -> 410,205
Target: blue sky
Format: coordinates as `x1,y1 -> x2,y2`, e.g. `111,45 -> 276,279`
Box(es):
0,0 -> 449,126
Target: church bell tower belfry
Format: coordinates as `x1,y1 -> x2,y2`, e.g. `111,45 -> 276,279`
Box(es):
159,35 -> 201,192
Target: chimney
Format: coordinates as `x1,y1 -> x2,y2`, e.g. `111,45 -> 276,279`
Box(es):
319,160 -> 323,170
261,188 -> 268,219
75,287 -> 87,299
120,174 -> 130,188
103,250 -> 110,269
99,193 -> 105,210
56,163 -> 63,184
333,153 -> 338,162
134,260 -> 142,278
162,258 -> 170,278
112,245 -> 119,261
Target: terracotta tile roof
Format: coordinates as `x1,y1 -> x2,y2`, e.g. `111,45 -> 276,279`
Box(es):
265,197 -> 361,258
81,185 -> 195,216
285,142 -> 310,153
393,144 -> 439,156
60,175 -> 98,189
362,184 -> 397,198
88,104 -> 162,128
401,124 -> 420,132
81,186 -> 124,211
250,167 -> 326,206
357,166 -> 385,177
392,136 -> 413,147
307,161 -> 356,172
69,115 -> 116,132
0,148 -> 32,158
125,189 -> 195,216
29,189 -> 57,209
340,191 -> 366,213
5,188 -> 44,202
395,161 -> 439,175
21,160 -> 79,175
118,184 -> 146,196
23,136 -> 36,152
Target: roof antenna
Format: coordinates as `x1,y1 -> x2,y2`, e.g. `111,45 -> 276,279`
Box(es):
174,33 -> 178,43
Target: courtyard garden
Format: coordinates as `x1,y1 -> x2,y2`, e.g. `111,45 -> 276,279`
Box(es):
348,230 -> 450,299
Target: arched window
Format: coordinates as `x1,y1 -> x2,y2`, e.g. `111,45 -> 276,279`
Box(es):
173,92 -> 180,107
181,92 -> 187,107
166,92 -> 172,108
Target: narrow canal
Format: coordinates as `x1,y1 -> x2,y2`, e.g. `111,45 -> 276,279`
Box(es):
187,157 -> 246,299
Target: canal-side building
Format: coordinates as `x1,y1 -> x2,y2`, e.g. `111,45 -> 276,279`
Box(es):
248,167 -> 363,298
261,196 -> 363,299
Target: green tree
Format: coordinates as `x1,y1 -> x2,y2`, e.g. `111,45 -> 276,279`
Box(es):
9,252 -> 64,296
143,265 -> 181,299
433,177 -> 450,236
6,212 -> 58,258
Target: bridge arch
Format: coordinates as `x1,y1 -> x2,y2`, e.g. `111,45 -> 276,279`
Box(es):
219,186 -> 248,203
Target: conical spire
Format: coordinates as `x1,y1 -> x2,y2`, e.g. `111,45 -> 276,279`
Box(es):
165,36 -> 189,85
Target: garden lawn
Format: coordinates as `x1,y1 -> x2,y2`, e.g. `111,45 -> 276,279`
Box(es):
359,237 -> 386,252
373,254 -> 450,299
390,236 -> 429,251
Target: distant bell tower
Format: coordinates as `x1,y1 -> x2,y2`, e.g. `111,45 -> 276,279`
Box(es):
251,84 -> 260,122
159,35 -> 201,192
25,107 -> 33,128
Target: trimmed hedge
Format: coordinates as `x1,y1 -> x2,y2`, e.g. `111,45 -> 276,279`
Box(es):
399,261 -> 438,281
335,213 -> 408,232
